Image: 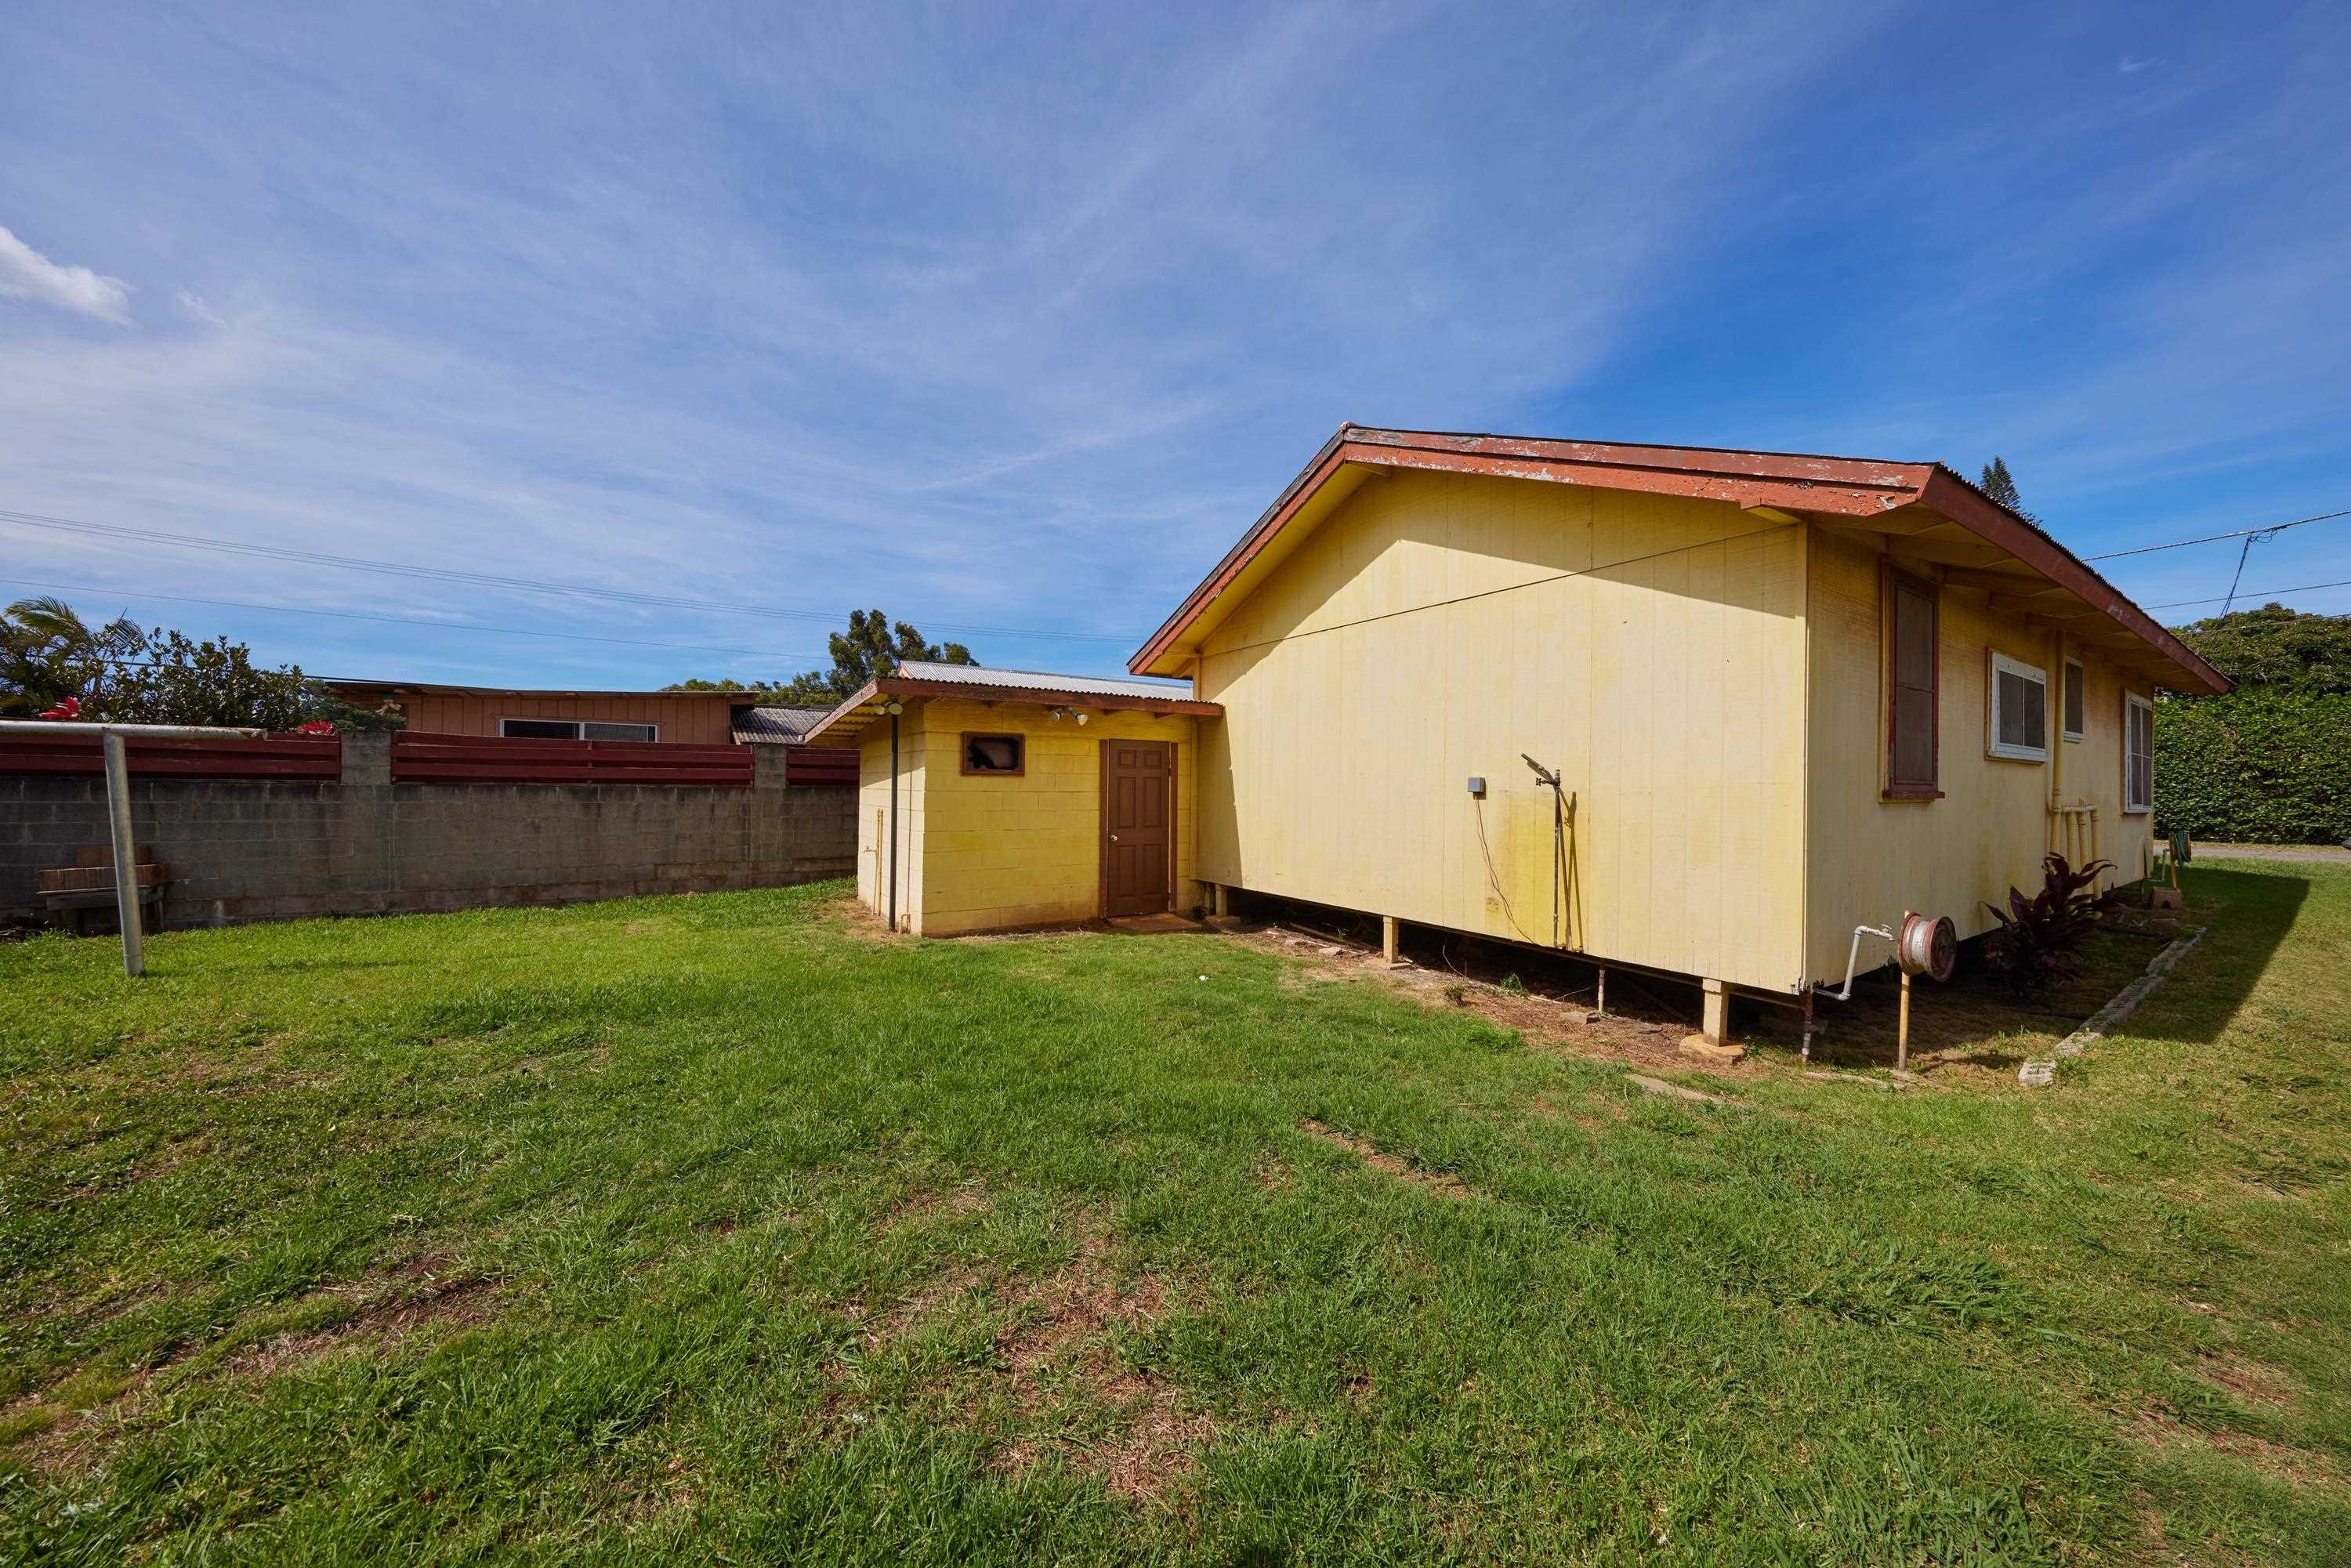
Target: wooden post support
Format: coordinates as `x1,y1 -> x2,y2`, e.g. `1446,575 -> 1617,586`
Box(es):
1897,971 -> 1913,1072
1214,882 -> 1230,918
1681,976 -> 1743,1063
1381,914 -> 1400,967
1596,967 -> 1607,1016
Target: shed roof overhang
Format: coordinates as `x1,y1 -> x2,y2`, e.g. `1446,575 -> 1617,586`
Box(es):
801,672 -> 1224,745
1129,425 -> 2231,696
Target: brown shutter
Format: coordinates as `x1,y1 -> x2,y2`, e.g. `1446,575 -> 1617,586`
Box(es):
1886,568 -> 1939,794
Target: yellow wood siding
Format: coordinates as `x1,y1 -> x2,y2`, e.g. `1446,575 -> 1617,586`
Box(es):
1194,468 -> 1810,992
853,700 -> 1198,936
1802,528 -> 2156,982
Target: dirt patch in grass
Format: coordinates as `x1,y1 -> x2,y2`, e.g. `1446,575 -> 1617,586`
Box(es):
1298,1119 -> 1469,1199
227,1263 -> 505,1380
843,1213 -> 1217,1505
2132,1410 -> 2348,1491
2197,1356 -> 2302,1410
1234,922 -> 1756,1080
986,1235 -> 1215,1505
12,1255 -> 506,1476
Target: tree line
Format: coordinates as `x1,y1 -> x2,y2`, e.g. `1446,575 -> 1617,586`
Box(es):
3,596 -> 979,730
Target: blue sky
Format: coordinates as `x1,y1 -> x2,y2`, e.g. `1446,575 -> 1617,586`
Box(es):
3,1 -> 2347,688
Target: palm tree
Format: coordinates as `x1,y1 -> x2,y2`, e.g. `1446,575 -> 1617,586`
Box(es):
0,596 -> 145,716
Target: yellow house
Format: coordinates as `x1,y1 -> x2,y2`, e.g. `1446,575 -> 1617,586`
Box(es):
810,425 -> 2230,1043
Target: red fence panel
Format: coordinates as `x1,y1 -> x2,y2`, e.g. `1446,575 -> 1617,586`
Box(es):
390,731 -> 754,787
0,731 -> 342,780
784,745 -> 858,786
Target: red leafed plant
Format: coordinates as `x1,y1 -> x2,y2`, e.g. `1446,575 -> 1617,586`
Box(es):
296,719 -> 336,735
1982,853 -> 2127,997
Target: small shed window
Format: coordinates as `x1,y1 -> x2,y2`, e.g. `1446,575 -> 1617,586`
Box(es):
1886,567 -> 1940,797
2124,693 -> 2154,813
962,733 -> 1024,776
2062,658 -> 2085,742
582,721 -> 657,743
1987,652 -> 2049,762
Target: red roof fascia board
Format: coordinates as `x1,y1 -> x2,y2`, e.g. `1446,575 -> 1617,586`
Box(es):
1911,469 -> 2227,693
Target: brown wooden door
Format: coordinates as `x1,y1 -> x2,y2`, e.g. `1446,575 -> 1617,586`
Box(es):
1100,741 -> 1173,917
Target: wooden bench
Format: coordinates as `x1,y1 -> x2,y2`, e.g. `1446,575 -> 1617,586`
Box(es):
36,845 -> 171,934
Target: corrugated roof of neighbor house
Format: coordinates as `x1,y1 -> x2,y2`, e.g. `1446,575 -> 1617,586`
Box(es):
800,661 -> 1222,744
730,705 -> 836,744
892,661 -> 1194,701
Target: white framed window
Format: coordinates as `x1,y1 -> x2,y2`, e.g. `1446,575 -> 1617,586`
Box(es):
1987,651 -> 2049,762
498,718 -> 659,742
2062,657 -> 2085,742
2124,692 -> 2154,813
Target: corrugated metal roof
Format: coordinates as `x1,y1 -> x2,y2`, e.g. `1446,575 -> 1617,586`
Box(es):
799,661 -> 1219,744
893,661 -> 1193,701
730,705 -> 835,744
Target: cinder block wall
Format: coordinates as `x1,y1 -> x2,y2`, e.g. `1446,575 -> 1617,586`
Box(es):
1,733 -> 855,929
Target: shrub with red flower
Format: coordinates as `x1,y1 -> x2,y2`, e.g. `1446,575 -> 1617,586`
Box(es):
36,696 -> 82,720
296,720 -> 336,736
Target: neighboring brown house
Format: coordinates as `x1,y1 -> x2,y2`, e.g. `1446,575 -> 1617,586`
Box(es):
328,682 -> 820,748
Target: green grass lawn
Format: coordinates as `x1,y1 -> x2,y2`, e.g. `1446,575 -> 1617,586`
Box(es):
2,862 -> 2346,1565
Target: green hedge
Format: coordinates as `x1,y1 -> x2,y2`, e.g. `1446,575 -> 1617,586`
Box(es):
2156,689 -> 2351,845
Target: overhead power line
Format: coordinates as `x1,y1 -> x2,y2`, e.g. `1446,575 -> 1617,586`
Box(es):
2084,507 -> 2351,561
0,506 -> 1137,646
0,576 -> 824,663
2146,579 -> 2351,614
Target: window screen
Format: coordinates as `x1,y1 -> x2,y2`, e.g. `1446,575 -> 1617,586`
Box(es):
1989,653 -> 2049,761
2063,660 -> 2085,741
962,733 -> 1023,774
1886,570 -> 1938,793
2125,695 -> 2154,811
582,722 -> 657,742
500,719 -> 579,740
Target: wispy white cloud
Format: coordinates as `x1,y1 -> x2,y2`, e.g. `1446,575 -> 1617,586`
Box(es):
2,0 -> 2346,669
0,223 -> 131,324
2118,56 -> 2157,74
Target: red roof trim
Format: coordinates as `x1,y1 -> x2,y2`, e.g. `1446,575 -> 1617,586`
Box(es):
1129,425 -> 2230,694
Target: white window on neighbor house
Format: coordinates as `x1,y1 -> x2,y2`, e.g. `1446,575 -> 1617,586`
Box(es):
2124,692 -> 2154,813
2063,657 -> 2086,742
498,718 -> 659,742
1987,651 -> 2049,762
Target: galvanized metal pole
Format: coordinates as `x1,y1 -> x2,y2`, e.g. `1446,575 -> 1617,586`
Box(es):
101,729 -> 143,977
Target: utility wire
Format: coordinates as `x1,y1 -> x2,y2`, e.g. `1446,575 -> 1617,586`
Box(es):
2083,507 -> 2351,561
0,507 -> 1136,645
2146,579 -> 2351,614
0,577 -> 824,662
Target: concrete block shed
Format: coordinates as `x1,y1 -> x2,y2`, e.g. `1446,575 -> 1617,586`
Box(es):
802,665 -> 1221,936
813,425 -> 2231,1041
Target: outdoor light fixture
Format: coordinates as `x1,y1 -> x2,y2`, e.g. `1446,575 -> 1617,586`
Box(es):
882,700 -> 904,715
